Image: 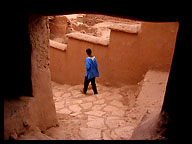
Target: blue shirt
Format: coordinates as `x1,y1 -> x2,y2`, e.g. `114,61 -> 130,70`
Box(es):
85,56 -> 99,80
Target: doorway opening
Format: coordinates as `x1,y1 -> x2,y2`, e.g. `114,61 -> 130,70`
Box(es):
6,15 -> 32,98
45,13 -> 178,140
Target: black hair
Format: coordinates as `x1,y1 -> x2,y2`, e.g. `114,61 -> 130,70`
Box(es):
86,48 -> 92,55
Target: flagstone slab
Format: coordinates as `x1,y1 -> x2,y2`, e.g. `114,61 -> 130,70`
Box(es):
93,99 -> 105,104
68,105 -> 82,112
103,105 -> 119,112
88,115 -> 103,121
68,99 -> 83,104
92,104 -> 106,110
54,91 -> 64,97
73,94 -> 85,98
111,110 -> 125,117
110,100 -> 124,107
80,102 -> 93,110
55,101 -> 64,109
62,92 -> 72,97
70,112 -> 82,116
114,126 -> 135,139
87,118 -> 105,129
54,97 -> 64,102
96,92 -> 112,99
105,119 -> 126,129
106,116 -> 121,120
57,108 -> 72,114
102,129 -> 112,140
71,90 -> 82,96
80,127 -> 101,139
85,110 -> 106,117
83,96 -> 97,102
110,130 -> 120,140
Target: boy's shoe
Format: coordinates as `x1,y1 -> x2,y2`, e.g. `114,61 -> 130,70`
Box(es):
80,89 -> 86,94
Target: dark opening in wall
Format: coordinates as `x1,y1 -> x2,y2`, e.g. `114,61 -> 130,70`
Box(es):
4,2 -> 186,139
6,14 -> 32,98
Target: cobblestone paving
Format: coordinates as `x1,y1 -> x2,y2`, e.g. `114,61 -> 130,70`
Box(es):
18,71 -> 168,140
45,82 -> 141,140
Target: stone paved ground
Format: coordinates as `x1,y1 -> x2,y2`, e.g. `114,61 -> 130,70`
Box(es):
18,70 -> 168,140
44,82 -> 139,140
43,71 -> 168,140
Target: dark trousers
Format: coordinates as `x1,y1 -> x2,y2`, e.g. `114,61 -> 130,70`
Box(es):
83,76 -> 98,94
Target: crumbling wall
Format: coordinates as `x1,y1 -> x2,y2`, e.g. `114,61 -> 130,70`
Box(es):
82,14 -> 136,26
4,15 -> 58,140
71,22 -> 97,36
49,15 -> 70,43
49,15 -> 101,43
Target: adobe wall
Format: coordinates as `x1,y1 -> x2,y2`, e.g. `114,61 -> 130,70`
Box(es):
29,15 -> 58,131
49,21 -> 178,86
4,15 -> 58,140
49,16 -> 69,40
108,22 -> 179,85
50,39 -> 108,85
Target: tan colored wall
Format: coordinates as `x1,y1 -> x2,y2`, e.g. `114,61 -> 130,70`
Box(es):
107,22 -> 179,85
4,15 -> 58,140
49,22 -> 178,86
50,40 -> 108,85
29,15 -> 58,131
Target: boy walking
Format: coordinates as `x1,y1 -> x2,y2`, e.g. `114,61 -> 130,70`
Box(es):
82,48 -> 99,94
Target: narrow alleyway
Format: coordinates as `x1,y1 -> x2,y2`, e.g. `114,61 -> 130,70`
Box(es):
44,82 -> 139,140
17,70 -> 168,140
43,71 -> 168,140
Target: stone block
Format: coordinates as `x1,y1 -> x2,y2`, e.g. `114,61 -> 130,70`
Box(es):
87,118 -> 105,129
80,127 -> 101,140
80,102 -> 93,110
114,126 -> 135,139
92,104 -> 106,110
85,110 -> 106,117
68,105 -> 82,112
103,105 -> 119,112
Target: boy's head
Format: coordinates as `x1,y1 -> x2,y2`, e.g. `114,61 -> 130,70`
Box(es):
86,48 -> 92,56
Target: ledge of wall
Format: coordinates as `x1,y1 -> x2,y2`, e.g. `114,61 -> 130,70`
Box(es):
66,32 -> 109,46
108,23 -> 141,34
49,39 -> 67,51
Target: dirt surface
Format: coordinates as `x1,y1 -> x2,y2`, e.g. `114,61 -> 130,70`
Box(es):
18,70 -> 169,140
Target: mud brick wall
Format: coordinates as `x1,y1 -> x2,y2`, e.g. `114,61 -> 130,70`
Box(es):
50,22 -> 178,86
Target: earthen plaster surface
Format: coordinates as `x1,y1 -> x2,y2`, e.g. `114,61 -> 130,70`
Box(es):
4,15 -> 58,139
49,19 -> 178,86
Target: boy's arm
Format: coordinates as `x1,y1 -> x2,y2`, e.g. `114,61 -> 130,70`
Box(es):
95,59 -> 99,73
86,58 -> 91,70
